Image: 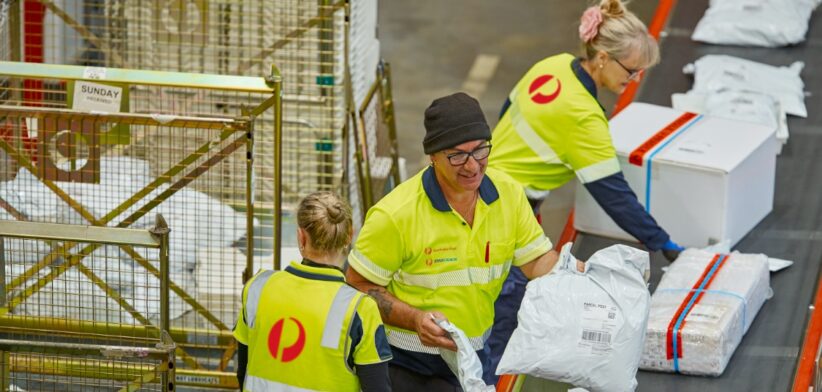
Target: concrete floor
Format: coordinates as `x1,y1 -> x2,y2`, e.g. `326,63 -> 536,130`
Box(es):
378,0 -> 658,242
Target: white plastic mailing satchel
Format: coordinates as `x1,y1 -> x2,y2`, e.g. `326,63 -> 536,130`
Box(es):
639,249 -> 771,375
686,55 -> 807,118
496,244 -> 650,392
436,319 -> 495,392
574,102 -> 779,248
691,0 -> 820,48
671,89 -> 789,149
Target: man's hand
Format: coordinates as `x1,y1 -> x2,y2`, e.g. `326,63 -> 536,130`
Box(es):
414,311 -> 457,351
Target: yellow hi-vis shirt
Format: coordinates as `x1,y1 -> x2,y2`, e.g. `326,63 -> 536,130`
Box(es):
348,166 -> 552,354
233,262 -> 392,391
488,53 -> 620,198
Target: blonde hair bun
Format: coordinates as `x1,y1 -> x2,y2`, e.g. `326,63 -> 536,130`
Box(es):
297,191 -> 353,253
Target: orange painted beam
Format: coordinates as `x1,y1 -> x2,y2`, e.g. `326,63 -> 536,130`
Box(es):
792,272 -> 822,391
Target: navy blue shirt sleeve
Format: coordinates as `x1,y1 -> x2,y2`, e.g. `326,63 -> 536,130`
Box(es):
499,98 -> 511,119
583,171 -> 670,251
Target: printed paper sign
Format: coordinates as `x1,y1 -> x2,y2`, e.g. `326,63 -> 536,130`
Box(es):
72,81 -> 123,114
578,301 -> 620,355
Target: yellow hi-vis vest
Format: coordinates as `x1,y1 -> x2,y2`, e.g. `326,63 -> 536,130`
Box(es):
488,53 -> 620,198
233,262 -> 392,391
348,167 -> 552,354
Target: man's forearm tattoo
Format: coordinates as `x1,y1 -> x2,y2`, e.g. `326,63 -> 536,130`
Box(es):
367,288 -> 394,319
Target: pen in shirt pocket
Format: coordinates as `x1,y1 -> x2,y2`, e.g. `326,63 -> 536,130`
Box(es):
485,241 -> 490,263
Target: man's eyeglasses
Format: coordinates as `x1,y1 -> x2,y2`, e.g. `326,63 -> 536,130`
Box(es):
612,57 -> 643,81
444,144 -> 492,166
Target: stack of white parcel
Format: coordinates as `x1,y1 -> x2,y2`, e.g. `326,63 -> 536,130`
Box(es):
639,249 -> 771,375
574,102 -> 780,248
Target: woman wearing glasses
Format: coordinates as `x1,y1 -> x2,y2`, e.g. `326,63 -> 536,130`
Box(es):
484,0 -> 685,382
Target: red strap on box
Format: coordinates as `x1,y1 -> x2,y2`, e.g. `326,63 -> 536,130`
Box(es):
665,253 -> 721,359
629,112 -> 698,166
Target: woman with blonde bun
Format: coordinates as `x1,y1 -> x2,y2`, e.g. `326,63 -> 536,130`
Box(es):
485,0 -> 682,382
234,191 -> 392,391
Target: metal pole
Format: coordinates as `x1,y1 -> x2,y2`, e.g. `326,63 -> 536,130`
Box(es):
270,65 -> 283,271
0,237 -> 6,311
150,214 -> 171,334
244,117 -> 255,283
380,61 -> 403,187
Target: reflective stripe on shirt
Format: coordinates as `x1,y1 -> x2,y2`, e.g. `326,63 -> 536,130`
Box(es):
387,327 -> 491,355
394,260 -> 512,290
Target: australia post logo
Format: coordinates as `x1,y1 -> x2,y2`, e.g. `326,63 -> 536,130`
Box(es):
529,74 -> 562,104
268,317 -> 306,362
423,246 -> 458,266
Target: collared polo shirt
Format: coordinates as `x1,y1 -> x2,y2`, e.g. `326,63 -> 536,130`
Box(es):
234,261 -> 392,391
348,166 -> 552,355
488,53 -> 620,198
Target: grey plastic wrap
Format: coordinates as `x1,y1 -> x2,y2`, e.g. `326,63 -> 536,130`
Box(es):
639,249 -> 771,376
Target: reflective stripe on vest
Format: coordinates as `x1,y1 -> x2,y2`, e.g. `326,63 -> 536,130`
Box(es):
244,374 -> 317,392
509,93 -> 564,167
321,285 -> 361,349
388,327 -> 491,355
245,270 -> 275,328
245,271 -> 362,351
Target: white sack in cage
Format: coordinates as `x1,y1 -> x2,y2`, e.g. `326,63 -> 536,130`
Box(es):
692,0 -> 821,47
639,249 -> 771,376
685,55 -> 807,117
497,244 -> 650,392
16,269 -> 138,325
0,156 -> 246,321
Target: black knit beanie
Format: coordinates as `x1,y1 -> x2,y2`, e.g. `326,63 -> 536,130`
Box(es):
423,92 -> 491,154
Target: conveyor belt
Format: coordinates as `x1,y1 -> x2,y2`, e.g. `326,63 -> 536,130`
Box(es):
558,1 -> 822,391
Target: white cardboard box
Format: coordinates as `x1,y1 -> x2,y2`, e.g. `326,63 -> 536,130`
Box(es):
574,102 -> 779,248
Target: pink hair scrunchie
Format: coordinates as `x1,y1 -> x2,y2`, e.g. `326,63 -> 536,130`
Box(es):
579,6 -> 604,43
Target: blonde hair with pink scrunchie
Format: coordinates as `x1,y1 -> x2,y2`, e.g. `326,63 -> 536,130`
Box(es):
579,6 -> 604,43
580,0 -> 659,69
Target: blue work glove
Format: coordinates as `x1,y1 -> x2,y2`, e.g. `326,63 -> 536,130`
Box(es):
661,239 -> 685,263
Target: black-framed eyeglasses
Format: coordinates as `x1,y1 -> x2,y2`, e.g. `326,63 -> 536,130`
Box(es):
612,57 -> 643,81
444,144 -> 492,166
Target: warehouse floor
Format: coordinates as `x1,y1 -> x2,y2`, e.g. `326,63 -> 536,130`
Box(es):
381,1 -> 822,391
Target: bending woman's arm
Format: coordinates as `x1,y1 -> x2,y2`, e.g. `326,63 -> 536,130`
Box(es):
584,171 -> 670,251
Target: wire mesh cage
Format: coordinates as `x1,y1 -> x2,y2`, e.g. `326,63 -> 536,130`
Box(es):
0,336 -> 176,392
0,0 -> 348,209
0,62 -> 282,387
0,0 -> 396,239
0,218 -> 175,391
352,61 -> 401,221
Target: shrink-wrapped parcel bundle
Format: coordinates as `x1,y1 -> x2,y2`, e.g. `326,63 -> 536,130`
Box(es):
640,249 -> 771,375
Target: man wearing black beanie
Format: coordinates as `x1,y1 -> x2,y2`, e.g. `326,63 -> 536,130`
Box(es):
346,92 -> 582,390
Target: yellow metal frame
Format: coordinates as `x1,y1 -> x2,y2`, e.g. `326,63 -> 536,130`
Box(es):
354,61 -> 402,212
0,62 -> 283,389
0,220 -> 174,390
0,333 -> 176,391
